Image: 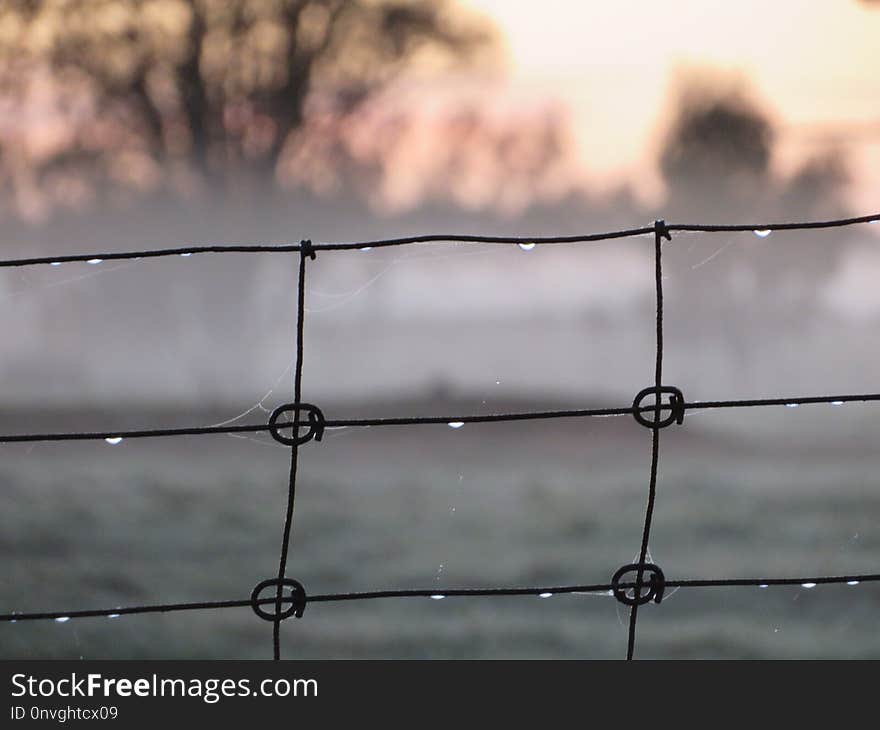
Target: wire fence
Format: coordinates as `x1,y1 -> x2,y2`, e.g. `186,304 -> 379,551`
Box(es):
2,211 -> 880,660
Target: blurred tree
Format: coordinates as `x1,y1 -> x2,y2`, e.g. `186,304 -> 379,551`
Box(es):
658,74 -> 851,224
657,73 -> 854,349
0,0 -> 495,212
779,150 -> 849,219
659,78 -> 775,217
281,94 -> 582,215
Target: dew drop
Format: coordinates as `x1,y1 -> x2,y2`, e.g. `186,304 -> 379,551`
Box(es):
86,258 -> 103,265
104,437 -> 123,446
538,592 -> 553,599
753,229 -> 772,238
518,242 -> 536,251
359,247 -> 373,252
847,580 -> 860,586
430,594 -> 445,600
831,400 -> 844,406
801,582 -> 817,589
108,613 -> 121,619
179,252 -> 192,257
447,422 -> 464,429
50,261 -> 62,267
759,584 -> 769,589
785,403 -> 799,408
55,616 -> 70,623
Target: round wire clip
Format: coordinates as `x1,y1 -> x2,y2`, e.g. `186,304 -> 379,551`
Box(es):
611,563 -> 666,606
632,386 -> 685,429
251,578 -> 307,621
268,403 -> 326,446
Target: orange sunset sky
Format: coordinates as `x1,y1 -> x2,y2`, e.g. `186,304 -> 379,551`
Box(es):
465,0 -> 880,211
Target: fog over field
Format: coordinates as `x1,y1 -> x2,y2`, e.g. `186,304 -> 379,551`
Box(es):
3,197 -> 879,407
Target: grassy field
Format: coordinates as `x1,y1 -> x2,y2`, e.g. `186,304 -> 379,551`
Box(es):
2,399 -> 879,659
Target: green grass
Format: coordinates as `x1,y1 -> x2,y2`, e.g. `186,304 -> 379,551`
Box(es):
2,409 -> 879,659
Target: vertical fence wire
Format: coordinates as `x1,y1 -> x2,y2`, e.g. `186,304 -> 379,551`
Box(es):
626,220 -> 669,660
272,242 -> 313,659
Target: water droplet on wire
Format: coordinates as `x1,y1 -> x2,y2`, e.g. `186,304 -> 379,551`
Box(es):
759,584 -> 769,589
538,592 -> 553,599
104,437 -> 123,446
831,400 -> 844,406
847,580 -> 860,586
430,594 -> 445,600
785,403 -> 799,409
518,242 -> 536,251
87,258 -> 103,265
801,582 -> 817,589
447,422 -> 464,429
753,229 -> 772,238
50,261 -> 62,267
55,616 -> 70,623
179,253 -> 192,257
359,247 -> 373,252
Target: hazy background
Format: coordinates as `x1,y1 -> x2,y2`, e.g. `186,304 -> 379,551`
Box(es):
1,0 -> 879,659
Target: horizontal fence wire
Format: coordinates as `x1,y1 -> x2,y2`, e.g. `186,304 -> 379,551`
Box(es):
0,212 -> 877,267
2,210 -> 879,660
2,392 -> 880,443
2,574 -> 878,623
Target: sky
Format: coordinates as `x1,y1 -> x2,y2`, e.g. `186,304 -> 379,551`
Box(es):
465,0 -> 880,210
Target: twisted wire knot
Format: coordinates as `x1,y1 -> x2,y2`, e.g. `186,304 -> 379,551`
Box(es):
654,219 -> 672,241
300,239 -> 316,260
